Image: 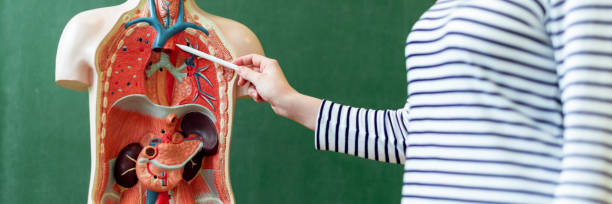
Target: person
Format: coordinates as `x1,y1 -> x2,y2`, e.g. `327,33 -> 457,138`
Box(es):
230,0 -> 612,203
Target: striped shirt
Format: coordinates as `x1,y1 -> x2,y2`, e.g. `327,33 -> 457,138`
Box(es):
314,0 -> 612,203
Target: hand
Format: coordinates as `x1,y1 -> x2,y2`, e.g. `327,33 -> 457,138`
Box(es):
232,54 -> 298,116
231,54 -> 323,130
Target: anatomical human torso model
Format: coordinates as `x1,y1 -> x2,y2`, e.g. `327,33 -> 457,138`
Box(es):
55,0 -> 263,203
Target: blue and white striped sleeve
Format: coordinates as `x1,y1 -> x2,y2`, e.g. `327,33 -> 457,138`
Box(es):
314,100 -> 409,164
548,1 -> 612,203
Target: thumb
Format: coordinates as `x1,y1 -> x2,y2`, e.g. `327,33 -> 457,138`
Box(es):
237,66 -> 261,85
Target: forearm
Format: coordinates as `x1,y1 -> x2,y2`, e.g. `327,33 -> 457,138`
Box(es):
272,91 -> 322,130
231,54 -> 323,130
232,54 -> 409,164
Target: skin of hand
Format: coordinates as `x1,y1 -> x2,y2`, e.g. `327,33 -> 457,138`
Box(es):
232,54 -> 322,130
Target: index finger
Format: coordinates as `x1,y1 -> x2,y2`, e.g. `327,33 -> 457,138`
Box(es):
232,54 -> 269,67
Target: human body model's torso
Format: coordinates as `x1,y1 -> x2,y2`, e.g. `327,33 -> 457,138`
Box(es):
55,0 -> 263,203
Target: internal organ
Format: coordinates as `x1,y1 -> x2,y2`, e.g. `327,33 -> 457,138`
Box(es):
106,99 -> 220,204
111,107 -> 218,194
94,0 -> 236,203
106,27 -> 223,108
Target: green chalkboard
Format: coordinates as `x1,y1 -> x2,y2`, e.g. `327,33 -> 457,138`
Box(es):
0,0 -> 433,203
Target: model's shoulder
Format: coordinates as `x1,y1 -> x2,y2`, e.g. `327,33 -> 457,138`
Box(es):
58,2 -> 137,56
211,16 -> 257,38
209,15 -> 264,56
64,5 -> 125,32
58,5 -> 127,61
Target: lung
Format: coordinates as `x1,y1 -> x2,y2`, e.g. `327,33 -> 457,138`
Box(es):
93,0 -> 237,203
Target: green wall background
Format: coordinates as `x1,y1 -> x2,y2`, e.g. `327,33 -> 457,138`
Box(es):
0,0 -> 433,203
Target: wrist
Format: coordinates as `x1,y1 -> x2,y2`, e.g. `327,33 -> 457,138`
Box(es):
270,91 -> 322,130
270,89 -> 301,118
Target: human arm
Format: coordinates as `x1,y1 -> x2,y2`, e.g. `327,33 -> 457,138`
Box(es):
232,54 -> 409,164
548,1 -> 612,203
232,54 -> 322,130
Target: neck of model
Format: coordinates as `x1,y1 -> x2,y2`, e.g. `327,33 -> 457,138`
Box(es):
156,0 -> 181,25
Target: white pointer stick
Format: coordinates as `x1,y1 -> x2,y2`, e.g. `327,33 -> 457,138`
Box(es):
176,44 -> 238,70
